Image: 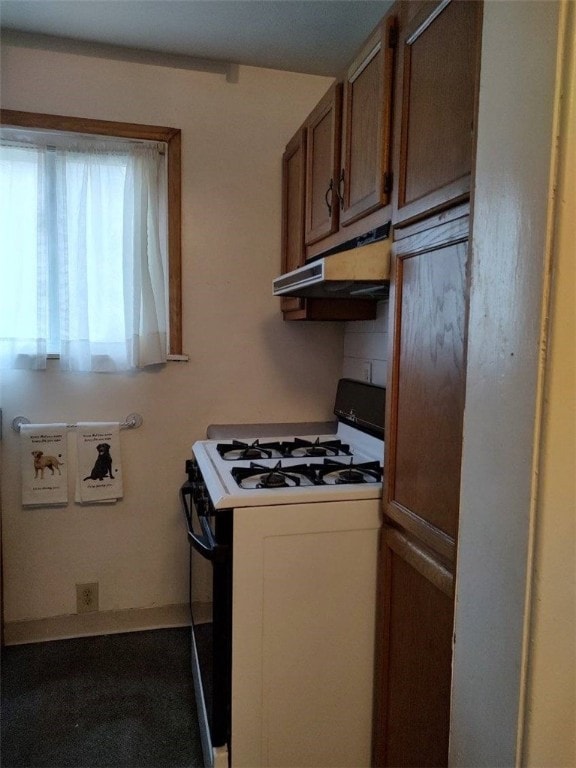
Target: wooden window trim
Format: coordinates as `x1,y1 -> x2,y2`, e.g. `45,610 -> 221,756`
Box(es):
0,109 -> 183,355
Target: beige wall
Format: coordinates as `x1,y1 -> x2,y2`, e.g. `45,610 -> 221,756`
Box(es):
0,43 -> 343,624
524,2 -> 576,764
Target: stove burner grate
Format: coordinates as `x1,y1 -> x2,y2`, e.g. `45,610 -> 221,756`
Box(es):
232,461 -> 318,490
317,458 -> 383,485
281,437 -> 352,458
217,439 -> 284,461
335,468 -> 365,484
230,458 -> 383,489
258,471 -> 289,489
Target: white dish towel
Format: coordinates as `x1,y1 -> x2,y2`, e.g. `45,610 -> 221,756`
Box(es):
76,422 -> 123,504
21,423 -> 68,507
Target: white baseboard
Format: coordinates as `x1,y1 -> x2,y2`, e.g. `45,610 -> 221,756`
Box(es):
3,603 -> 192,646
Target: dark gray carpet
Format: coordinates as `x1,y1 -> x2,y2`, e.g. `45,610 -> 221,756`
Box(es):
0,628 -> 203,768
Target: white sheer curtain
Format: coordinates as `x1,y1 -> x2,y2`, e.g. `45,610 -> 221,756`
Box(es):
0,136 -> 167,372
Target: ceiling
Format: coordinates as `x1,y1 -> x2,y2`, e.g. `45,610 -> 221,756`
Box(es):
0,0 -> 394,77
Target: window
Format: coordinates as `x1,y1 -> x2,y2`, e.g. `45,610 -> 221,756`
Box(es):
0,110 -> 182,372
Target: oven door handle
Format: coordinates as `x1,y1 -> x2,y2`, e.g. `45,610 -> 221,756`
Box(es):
180,483 -> 227,562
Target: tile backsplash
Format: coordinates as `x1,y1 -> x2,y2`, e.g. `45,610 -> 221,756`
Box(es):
342,300 -> 389,387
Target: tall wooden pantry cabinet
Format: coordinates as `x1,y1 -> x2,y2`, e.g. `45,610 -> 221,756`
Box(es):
373,1 -> 483,765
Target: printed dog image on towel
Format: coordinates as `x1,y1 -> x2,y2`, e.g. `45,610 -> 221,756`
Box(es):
76,423 -> 123,504
83,443 -> 114,482
20,424 -> 69,507
32,450 -> 65,479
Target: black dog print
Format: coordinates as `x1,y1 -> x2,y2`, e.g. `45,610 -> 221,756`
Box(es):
84,443 -> 114,481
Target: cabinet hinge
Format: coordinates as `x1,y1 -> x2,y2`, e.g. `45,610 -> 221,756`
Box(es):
388,24 -> 398,49
383,172 -> 393,196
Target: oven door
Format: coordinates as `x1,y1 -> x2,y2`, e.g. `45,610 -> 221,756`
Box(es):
181,478 -> 232,768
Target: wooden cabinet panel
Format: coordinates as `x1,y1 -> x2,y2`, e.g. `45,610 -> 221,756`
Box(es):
394,0 -> 482,225
373,3 -> 480,763
279,125 -> 378,322
373,526 -> 454,768
374,212 -> 470,766
340,16 -> 396,227
385,214 -> 469,560
393,238 -> 467,539
280,128 -> 306,316
305,82 -> 342,245
281,300 -> 377,322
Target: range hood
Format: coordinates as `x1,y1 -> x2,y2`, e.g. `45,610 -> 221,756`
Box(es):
273,238 -> 391,300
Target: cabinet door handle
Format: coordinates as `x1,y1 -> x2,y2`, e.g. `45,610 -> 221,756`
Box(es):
338,169 -> 345,210
324,178 -> 334,217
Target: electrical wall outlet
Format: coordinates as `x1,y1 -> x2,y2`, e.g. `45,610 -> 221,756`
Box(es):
361,361 -> 372,382
76,582 -> 99,613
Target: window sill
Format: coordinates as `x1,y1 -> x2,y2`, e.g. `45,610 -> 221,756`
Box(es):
46,353 -> 189,362
167,354 -> 189,362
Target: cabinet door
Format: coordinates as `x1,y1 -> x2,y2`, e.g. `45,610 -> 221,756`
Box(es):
393,0 -> 482,225
340,15 -> 396,227
304,82 -> 342,246
373,527 -> 454,768
385,214 -> 469,563
279,126 -> 378,323
373,213 -> 470,767
232,501 -> 380,767
280,128 -> 306,316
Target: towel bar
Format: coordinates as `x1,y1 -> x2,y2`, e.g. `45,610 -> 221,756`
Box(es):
11,413 -> 143,433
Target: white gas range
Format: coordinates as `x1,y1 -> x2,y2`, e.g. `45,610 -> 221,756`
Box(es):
193,421 -> 384,510
181,379 -> 386,768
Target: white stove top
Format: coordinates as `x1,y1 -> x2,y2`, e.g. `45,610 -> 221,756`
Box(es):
192,423 -> 384,509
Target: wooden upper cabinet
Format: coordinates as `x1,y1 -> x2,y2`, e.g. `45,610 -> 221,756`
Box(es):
280,128 -> 307,316
340,15 -> 397,227
279,125 -> 377,322
304,82 -> 342,246
393,0 -> 482,226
